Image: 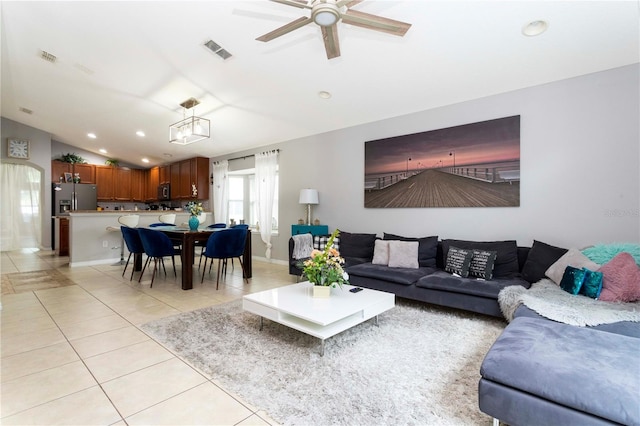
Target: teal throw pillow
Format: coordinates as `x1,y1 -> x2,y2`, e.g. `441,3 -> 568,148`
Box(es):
560,266 -> 586,295
579,268 -> 604,299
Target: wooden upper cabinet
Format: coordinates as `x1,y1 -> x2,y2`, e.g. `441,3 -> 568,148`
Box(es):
51,161 -> 95,184
159,165 -> 170,184
179,160 -> 191,199
51,161 -> 71,183
95,166 -> 115,201
147,167 -> 159,201
73,163 -> 95,184
131,169 -> 145,202
170,163 -> 181,197
113,168 -> 132,201
191,157 -> 209,200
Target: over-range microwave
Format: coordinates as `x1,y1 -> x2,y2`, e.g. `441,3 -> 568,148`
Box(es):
158,183 -> 171,200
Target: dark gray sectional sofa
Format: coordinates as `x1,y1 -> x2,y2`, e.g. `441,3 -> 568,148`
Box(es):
479,305 -> 640,425
290,233 -> 639,424
289,231 -> 533,318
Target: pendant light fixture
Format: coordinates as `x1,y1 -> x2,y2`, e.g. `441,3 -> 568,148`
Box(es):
169,98 -> 210,145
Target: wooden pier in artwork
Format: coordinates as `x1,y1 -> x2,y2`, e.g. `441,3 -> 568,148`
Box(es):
364,169 -> 519,208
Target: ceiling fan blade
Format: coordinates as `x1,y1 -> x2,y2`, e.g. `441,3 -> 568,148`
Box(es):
321,25 -> 341,59
342,9 -> 411,36
256,16 -> 313,42
337,0 -> 364,8
269,0 -> 311,9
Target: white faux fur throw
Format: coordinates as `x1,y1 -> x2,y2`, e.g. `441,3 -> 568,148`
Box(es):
498,279 -> 640,327
291,233 -> 313,260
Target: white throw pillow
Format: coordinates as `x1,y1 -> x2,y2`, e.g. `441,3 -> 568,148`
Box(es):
545,248 -> 600,285
388,241 -> 419,269
372,240 -> 390,265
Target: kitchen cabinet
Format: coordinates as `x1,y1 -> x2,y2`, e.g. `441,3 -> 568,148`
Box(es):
159,165 -> 170,184
131,169 -> 145,202
51,162 -> 95,184
179,159 -> 191,199
147,167 -> 159,201
114,168 -> 132,200
191,156 -> 209,200
73,164 -> 95,184
170,163 -> 181,197
95,166 -> 114,201
51,161 -> 71,182
58,217 -> 69,256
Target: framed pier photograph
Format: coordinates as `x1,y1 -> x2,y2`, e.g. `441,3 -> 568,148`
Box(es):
364,116 -> 520,208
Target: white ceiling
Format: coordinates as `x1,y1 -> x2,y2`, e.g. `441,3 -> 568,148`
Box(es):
1,1 -> 638,167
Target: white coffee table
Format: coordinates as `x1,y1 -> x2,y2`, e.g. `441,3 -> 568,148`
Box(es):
242,281 -> 395,355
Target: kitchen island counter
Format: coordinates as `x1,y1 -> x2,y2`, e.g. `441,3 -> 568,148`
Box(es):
66,211 -> 212,267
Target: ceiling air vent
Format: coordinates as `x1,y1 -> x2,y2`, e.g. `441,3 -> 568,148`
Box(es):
40,50 -> 57,63
19,107 -> 33,115
204,40 -> 232,60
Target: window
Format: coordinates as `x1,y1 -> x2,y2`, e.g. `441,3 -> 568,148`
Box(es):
228,169 -> 279,231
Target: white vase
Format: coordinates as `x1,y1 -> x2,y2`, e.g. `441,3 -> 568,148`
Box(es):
313,285 -> 331,298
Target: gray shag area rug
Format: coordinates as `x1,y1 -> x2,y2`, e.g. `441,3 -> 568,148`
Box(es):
499,279 -> 640,326
141,298 -> 505,426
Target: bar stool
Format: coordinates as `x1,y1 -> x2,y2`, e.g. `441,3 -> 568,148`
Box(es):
106,214 -> 140,265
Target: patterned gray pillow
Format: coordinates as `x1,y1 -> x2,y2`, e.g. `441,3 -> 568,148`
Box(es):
445,246 -> 473,277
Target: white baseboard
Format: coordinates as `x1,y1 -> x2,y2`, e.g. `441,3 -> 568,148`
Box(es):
70,258 -> 121,268
251,256 -> 288,266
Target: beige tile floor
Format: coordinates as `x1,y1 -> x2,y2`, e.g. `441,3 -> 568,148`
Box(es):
1,248 -> 296,425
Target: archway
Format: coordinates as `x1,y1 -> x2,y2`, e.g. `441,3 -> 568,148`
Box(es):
0,163 -> 42,251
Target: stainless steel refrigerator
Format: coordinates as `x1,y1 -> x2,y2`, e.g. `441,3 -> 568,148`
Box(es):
51,183 -> 98,248
52,183 -> 98,214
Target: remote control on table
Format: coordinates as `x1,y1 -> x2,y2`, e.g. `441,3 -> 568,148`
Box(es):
349,287 -> 363,293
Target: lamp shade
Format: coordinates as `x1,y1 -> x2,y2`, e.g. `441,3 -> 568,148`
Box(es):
299,189 -> 319,205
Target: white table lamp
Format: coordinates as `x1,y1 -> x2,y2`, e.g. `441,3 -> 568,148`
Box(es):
299,189 -> 319,225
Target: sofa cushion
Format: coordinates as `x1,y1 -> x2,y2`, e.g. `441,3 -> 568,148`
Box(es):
313,235 -> 339,251
388,241 -> 419,269
346,263 -> 434,286
521,240 -> 568,283
338,231 -> 377,260
416,270 -> 530,298
469,249 -> 498,280
442,239 -> 520,278
545,248 -> 600,285
371,240 -> 390,265
579,268 -> 604,299
598,252 -> 640,302
444,246 -> 473,277
480,317 -> 640,426
383,233 -> 438,267
559,266 -> 586,295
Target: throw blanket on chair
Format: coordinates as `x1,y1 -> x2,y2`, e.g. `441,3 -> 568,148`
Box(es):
498,279 -> 640,326
292,233 -> 313,260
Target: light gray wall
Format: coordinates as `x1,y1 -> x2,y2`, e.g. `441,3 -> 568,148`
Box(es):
214,64 -> 639,262
1,117 -> 53,249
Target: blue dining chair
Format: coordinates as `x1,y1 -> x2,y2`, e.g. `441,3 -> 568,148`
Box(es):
197,223 -> 227,269
201,228 -> 248,289
121,226 -> 145,281
137,228 -> 180,287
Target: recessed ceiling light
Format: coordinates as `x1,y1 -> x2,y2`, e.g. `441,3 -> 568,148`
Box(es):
87,133 -> 97,139
142,158 -> 150,163
136,131 -> 145,137
318,91 -> 332,99
99,148 -> 107,154
522,20 -> 548,37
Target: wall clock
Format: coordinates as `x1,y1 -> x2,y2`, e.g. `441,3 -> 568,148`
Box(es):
7,138 -> 30,159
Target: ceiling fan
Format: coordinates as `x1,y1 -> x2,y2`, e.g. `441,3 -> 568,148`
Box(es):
256,0 -> 412,59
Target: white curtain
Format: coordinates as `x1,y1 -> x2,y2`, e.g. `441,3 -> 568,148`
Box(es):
0,163 -> 42,251
212,160 -> 229,225
255,151 -> 278,259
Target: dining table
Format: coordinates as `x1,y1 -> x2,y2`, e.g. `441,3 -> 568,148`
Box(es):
138,226 -> 252,290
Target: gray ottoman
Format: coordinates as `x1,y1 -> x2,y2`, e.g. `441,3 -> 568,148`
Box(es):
479,317 -> 640,425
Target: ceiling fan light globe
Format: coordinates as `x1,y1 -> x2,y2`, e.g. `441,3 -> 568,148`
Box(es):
312,4 -> 340,27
